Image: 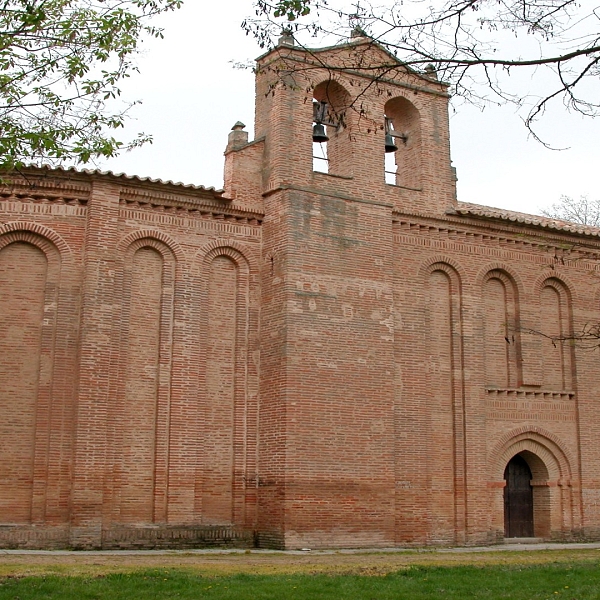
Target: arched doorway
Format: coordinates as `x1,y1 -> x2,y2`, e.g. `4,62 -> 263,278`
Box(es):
490,429 -> 579,540
504,454 -> 534,537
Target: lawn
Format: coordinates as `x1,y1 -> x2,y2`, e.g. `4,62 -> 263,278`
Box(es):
1,561 -> 600,599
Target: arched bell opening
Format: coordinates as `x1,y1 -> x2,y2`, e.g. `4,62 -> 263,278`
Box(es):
384,96 -> 421,189
312,81 -> 352,177
503,451 -> 551,539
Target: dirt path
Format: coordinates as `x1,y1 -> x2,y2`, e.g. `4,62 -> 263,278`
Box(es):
2,545 -> 600,577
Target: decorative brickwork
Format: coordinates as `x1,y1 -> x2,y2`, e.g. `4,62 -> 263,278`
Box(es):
2,38 -> 600,549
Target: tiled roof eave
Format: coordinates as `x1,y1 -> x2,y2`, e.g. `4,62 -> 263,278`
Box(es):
4,164 -> 225,197
449,202 -> 600,239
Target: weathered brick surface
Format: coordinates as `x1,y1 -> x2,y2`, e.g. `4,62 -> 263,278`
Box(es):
1,39 -> 600,549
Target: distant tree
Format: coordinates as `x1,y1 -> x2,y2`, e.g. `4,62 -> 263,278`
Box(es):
245,0 -> 600,143
0,0 -> 182,171
540,195 -> 600,227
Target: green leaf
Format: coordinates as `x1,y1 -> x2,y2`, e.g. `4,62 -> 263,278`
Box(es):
0,0 -> 183,171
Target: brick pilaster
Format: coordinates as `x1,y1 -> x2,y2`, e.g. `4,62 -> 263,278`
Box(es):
70,179 -> 121,548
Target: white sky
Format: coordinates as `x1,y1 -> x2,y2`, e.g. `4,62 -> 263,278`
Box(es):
98,1 -> 600,217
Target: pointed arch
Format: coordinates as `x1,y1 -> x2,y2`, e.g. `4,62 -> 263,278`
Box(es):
490,427 -> 574,482
488,428 -> 578,539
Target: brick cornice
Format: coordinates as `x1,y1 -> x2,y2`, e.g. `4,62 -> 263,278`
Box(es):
393,213 -> 600,266
395,209 -> 600,246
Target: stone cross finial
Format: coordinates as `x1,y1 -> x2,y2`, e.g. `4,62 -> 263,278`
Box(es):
424,64 -> 438,79
278,28 -> 295,46
350,26 -> 369,39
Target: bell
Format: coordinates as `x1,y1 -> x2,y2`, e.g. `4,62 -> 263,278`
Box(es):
385,132 -> 398,153
312,123 -> 329,143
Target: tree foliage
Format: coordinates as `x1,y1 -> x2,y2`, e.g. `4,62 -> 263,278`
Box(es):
0,0 -> 182,171
245,0 -> 600,142
541,195 -> 600,227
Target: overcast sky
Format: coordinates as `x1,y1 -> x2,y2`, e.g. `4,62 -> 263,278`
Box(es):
98,1 -> 600,217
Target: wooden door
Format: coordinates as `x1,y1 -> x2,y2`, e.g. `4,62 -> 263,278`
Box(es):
504,454 -> 534,537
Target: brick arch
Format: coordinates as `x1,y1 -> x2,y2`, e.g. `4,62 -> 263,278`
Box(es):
124,237 -> 177,264
419,255 -> 466,281
202,246 -> 250,274
312,78 -> 352,102
122,237 -> 177,306
385,94 -> 421,116
196,239 -> 256,273
0,221 -> 71,262
480,265 -> 523,388
534,274 -> 575,390
422,255 -> 467,541
310,77 -> 353,124
384,87 -> 428,110
384,95 -> 421,189
195,241 -> 253,528
422,260 -> 463,309
488,427 -> 579,539
489,427 -> 574,483
118,229 -> 184,261
533,274 -> 575,300
311,75 -> 350,91
312,79 -> 354,177
0,229 -> 62,280
476,263 -> 525,298
113,235 -> 178,525
0,227 -> 65,525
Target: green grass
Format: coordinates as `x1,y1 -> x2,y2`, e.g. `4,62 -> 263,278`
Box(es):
1,563 -> 600,599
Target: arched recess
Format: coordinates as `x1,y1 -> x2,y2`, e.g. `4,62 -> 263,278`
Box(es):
482,269 -> 522,388
195,246 -> 251,527
538,277 -> 574,390
0,231 -> 62,524
424,261 -> 466,542
113,237 -> 176,524
384,96 -> 422,189
0,221 -> 72,259
313,79 -> 353,177
488,429 -> 577,539
117,229 -> 185,262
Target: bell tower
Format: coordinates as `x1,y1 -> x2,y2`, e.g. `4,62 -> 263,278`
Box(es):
248,30 -> 456,213
224,33 -> 456,548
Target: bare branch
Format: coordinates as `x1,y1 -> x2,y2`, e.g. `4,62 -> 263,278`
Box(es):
246,0 -> 600,141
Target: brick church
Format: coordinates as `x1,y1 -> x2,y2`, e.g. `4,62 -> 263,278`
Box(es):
1,33 -> 600,550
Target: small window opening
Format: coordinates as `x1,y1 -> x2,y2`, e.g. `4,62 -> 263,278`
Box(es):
384,116 -> 407,185
313,100 -> 329,173
384,152 -> 397,185
313,140 -> 329,173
